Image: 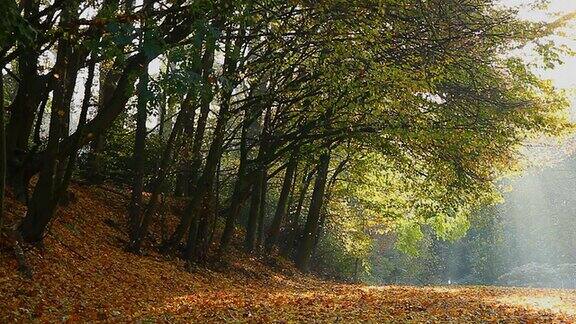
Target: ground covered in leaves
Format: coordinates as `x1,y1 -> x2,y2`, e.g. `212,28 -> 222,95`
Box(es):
1,184 -> 576,322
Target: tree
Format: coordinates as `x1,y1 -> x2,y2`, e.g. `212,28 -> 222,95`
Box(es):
0,0 -> 572,281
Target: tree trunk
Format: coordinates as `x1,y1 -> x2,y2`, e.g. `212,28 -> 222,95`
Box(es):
85,61 -> 118,183
218,22 -> 252,256
184,203 -> 201,260
85,1 -> 124,183
0,68 -> 5,228
5,0 -> 48,202
168,40 -> 237,251
295,151 -> 331,272
171,48 -> 201,197
128,0 -> 156,236
256,168 -> 267,250
177,37 -> 216,197
220,102 -> 269,254
5,0 -> 43,164
207,160 -> 221,246
164,20 -> 246,254
128,67 -> 149,237
18,1 -> 82,242
281,167 -> 316,258
130,107 -> 185,251
264,156 -> 298,254
311,157 -> 348,257
55,60 -> 96,204
184,192 -> 211,262
244,108 -> 271,252
32,87 -> 49,147
165,41 -> 220,250
194,198 -> 212,262
245,173 -> 262,252
181,135 -> 226,258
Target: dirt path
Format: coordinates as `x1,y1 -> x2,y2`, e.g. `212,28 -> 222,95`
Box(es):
146,284 -> 576,323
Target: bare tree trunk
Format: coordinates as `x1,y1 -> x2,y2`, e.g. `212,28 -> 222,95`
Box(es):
244,173 -> 262,252
32,88 -> 49,148
128,0 -> 156,235
5,0 -> 42,161
6,0 -> 48,202
55,60 -> 96,204
174,87 -> 224,253
186,192 -> 212,262
85,60 -> 119,183
18,0 -> 82,242
311,157 -> 348,257
281,167 -> 316,258
128,67 -> 149,237
265,155 -> 298,254
169,29 -> 238,251
295,151 -> 331,272
256,168 -> 267,250
130,107 -> 185,252
218,106 -> 265,254
176,37 -> 216,197
20,54 -> 146,241
173,64 -> 214,257
85,1 -> 124,183
0,68 -> 5,229
171,50 -> 200,197
244,109 -> 271,252
207,161 -> 221,246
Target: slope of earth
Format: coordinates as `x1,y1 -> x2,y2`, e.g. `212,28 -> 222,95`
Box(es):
1,183 -> 575,323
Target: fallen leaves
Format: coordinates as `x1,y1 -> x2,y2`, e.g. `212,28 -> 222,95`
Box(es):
1,184 -> 576,322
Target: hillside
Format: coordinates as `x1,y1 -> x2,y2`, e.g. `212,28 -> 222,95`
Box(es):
0,184 -> 575,322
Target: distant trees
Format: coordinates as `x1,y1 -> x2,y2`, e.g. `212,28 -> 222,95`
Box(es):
0,0 -> 572,274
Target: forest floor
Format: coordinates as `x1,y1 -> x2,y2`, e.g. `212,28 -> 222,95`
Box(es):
1,183 -> 576,323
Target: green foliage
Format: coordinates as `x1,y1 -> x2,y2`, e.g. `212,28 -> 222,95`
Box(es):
0,0 -> 36,48
305,0 -> 573,280
5,0 -> 573,280
395,220 -> 425,256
